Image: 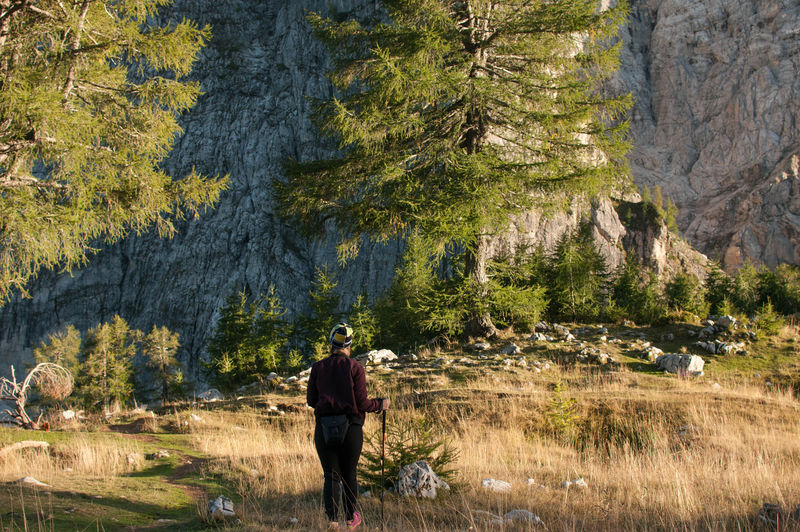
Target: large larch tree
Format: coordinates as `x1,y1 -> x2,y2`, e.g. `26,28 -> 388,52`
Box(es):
278,0 -> 632,336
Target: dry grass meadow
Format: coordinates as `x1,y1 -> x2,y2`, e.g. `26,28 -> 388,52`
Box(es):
2,323 -> 800,531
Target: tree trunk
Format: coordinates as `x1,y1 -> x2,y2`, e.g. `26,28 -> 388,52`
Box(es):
458,1 -> 497,338
464,234 -> 497,338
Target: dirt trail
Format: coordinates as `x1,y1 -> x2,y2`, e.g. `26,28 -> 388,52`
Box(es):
107,419 -> 210,524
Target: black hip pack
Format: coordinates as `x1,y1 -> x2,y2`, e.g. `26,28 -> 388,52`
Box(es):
319,414 -> 350,446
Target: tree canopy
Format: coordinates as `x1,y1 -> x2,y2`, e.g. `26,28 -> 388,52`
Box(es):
0,0 -> 228,302
277,0 -> 632,336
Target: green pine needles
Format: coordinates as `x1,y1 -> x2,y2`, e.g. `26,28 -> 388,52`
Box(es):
204,286 -> 295,391
277,0 -> 632,337
546,378 -> 578,442
0,0 -> 228,302
360,414 -> 460,493
34,316 -> 187,409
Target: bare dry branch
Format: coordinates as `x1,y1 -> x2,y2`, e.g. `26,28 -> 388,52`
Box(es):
25,362 -> 74,400
1,363 -> 73,429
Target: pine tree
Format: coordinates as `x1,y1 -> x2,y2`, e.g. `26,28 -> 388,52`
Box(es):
732,262 -> 761,316
78,315 -> 137,411
549,227 -> 607,322
348,294 -> 378,354
757,264 -> 800,316
652,185 -> 665,212
277,0 -> 631,337
546,378 -> 578,442
374,233 -> 441,348
205,287 -> 292,390
487,243 -> 548,331
665,272 -> 707,316
251,285 -> 291,373
141,325 -> 182,402
0,0 -> 228,303
640,185 -> 653,204
205,290 -> 257,390
704,262 -> 733,316
299,267 -> 341,360
610,254 -> 665,325
33,324 -> 81,377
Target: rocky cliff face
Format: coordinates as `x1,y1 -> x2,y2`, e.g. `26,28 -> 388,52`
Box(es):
0,0 -> 793,375
621,0 -> 800,269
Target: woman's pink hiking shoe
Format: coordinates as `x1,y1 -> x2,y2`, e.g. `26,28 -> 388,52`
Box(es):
347,511 -> 362,530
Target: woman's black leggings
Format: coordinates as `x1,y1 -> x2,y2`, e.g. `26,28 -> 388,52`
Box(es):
314,420 -> 363,521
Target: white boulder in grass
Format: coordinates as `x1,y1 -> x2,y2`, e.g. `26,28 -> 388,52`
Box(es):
561,477 -> 588,489
695,341 -> 717,354
641,346 -> 663,361
18,477 -> 49,487
356,349 -> 398,365
502,344 -> 522,355
198,388 -> 223,402
396,460 -> 450,499
482,478 -> 512,493
656,354 -> 705,376
716,315 -> 737,329
504,510 -> 543,525
209,495 -> 235,520
553,324 -> 570,336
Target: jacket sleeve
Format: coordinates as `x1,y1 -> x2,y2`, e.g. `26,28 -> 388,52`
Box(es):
352,361 -> 382,413
307,365 -> 318,408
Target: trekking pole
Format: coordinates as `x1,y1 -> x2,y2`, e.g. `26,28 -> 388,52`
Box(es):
381,408 -> 386,532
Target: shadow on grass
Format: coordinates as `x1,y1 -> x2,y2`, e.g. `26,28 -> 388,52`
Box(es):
0,483 -> 204,531
126,461 -> 178,479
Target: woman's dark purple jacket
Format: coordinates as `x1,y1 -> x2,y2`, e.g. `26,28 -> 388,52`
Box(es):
306,353 -> 382,423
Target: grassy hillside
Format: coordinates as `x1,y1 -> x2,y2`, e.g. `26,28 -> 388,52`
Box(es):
1,322 -> 799,531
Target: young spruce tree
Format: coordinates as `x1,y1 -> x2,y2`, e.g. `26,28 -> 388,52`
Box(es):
299,267 -> 342,360
141,325 -> 183,402
78,315 -> 137,411
205,286 -> 293,390
549,227 -> 607,322
0,0 -> 228,302
277,0 -> 631,337
33,324 -> 82,378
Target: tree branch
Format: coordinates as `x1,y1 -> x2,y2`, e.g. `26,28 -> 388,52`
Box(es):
0,0 -> 28,23
26,3 -> 57,19
62,0 -> 90,100
1,175 -> 66,189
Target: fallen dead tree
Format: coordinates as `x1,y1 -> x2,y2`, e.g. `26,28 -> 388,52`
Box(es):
1,363 -> 73,429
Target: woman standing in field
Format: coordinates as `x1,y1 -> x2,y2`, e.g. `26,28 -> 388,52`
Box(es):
307,322 -> 390,530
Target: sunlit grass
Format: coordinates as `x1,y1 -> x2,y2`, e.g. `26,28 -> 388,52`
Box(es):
1,323 -> 798,530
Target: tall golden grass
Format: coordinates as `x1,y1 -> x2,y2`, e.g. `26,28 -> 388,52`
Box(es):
185,366 -> 800,531
2,356 -> 798,531
0,434 -> 143,485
